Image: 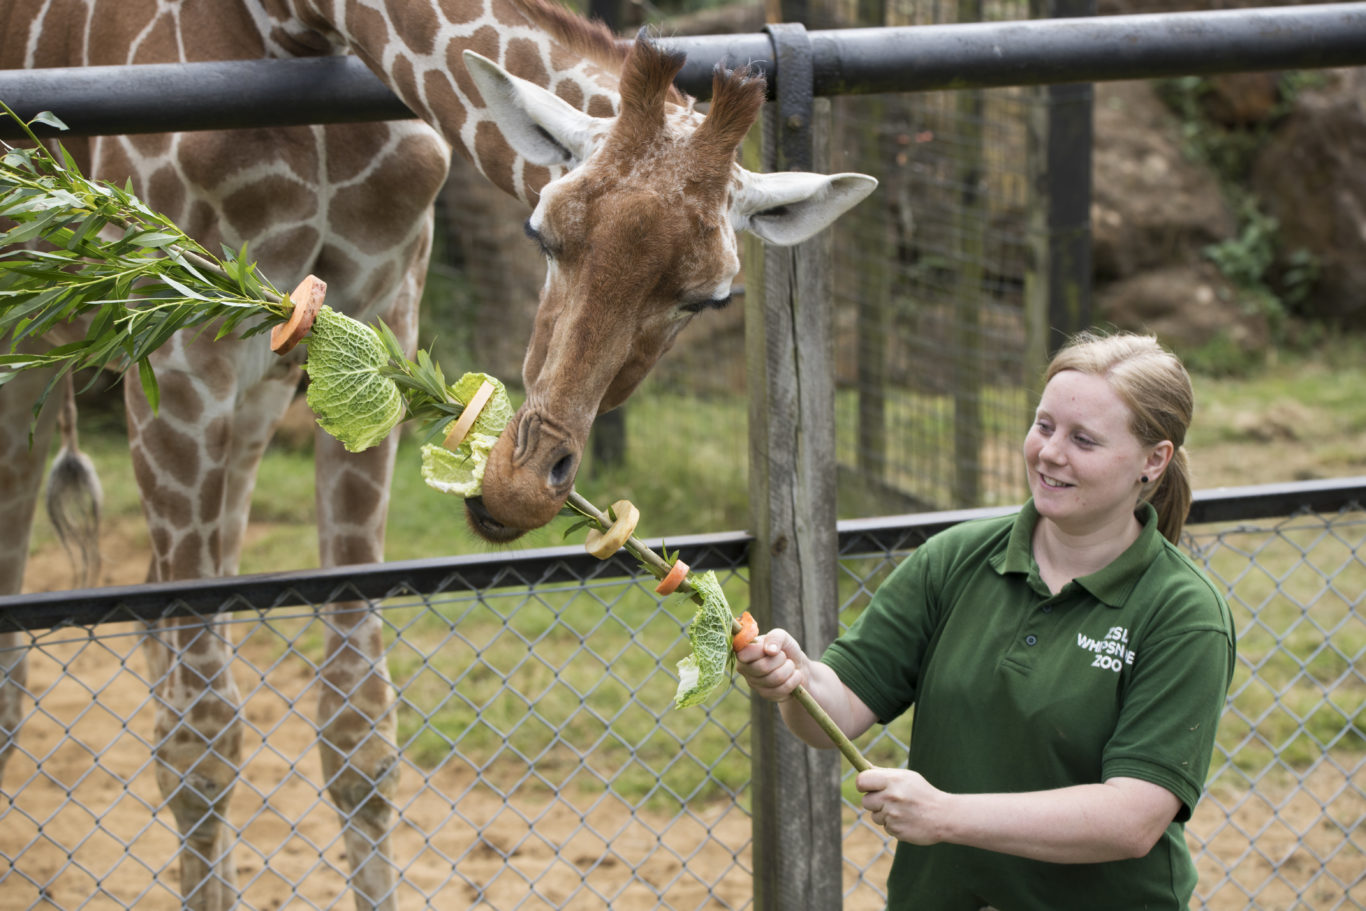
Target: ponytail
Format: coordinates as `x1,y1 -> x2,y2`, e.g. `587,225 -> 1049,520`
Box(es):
1148,445 -> 1192,545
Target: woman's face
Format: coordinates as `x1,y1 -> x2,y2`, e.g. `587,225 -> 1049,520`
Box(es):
1023,369 -> 1169,533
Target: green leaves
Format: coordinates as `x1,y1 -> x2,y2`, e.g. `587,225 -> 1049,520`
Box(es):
0,104 -> 288,421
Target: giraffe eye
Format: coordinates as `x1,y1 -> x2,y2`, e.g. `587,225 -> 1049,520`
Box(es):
524,220 -> 555,258
680,294 -> 733,315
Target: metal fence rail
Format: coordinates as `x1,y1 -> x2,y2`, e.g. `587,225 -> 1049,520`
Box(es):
1,478 -> 1362,909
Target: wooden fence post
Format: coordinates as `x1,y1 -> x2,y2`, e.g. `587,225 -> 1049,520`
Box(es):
744,21 -> 845,911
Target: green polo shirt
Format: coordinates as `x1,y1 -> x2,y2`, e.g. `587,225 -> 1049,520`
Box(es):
824,501 -> 1235,911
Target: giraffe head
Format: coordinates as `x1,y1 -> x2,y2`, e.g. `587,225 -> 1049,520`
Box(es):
462,37 -> 876,542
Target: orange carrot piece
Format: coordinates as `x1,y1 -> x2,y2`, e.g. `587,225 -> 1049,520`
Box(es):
732,611 -> 759,651
654,559 -> 689,595
270,274 -> 327,354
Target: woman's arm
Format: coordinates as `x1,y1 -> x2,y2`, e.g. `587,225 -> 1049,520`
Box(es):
858,768 -> 1182,863
735,629 -> 880,747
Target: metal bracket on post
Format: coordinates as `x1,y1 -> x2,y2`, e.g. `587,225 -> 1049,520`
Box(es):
763,22 -> 814,172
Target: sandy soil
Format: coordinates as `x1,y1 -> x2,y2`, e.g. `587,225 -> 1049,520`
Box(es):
7,536 -> 1362,911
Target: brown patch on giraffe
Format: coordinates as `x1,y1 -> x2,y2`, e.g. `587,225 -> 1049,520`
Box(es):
145,164 -> 186,219
553,79 -> 585,112
387,55 -> 426,120
87,0 -> 160,66
345,3 -> 390,62
385,0 -> 440,57
140,420 -> 201,489
168,529 -> 204,580
223,176 -> 316,240
320,122 -> 392,184
148,524 -> 173,563
424,70 -> 467,142
177,131 -> 262,189
475,123 -> 518,198
329,533 -> 381,567
129,12 -> 179,67
313,245 -> 361,297
93,139 -> 139,190
130,132 -> 173,159
158,376 -> 204,426
329,141 -> 445,253
332,470 -> 384,526
586,94 -> 616,119
508,38 -> 550,87
523,163 -> 552,200
180,0 -> 265,61
153,487 -> 195,538
437,0 -> 483,26
198,467 -> 226,525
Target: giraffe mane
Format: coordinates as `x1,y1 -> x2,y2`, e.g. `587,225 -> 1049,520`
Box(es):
509,0 -> 687,105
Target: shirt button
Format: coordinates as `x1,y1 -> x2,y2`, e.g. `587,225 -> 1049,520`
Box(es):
1025,634 -> 1038,646
1041,605 -> 1053,613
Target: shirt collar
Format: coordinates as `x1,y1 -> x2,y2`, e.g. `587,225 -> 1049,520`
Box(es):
996,499 -> 1163,607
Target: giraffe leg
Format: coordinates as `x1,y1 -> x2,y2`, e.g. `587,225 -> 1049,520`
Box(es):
0,366 -> 61,781
128,361 -> 245,911
314,429 -> 402,911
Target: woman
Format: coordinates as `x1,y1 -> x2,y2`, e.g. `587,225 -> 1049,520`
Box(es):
736,331 -> 1235,910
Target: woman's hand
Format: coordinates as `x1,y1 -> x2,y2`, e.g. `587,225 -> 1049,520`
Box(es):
734,628 -> 810,703
857,767 -> 948,845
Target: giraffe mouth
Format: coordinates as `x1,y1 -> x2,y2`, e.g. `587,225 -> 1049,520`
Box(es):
461,406 -> 584,543
463,496 -> 528,544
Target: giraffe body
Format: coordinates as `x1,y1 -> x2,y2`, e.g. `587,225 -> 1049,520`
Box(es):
0,1 -> 875,908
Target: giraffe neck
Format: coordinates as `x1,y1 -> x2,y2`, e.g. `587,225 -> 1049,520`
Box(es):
289,0 -> 630,203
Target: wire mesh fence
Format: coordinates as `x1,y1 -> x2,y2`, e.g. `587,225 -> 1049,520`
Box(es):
1,490 -> 1361,910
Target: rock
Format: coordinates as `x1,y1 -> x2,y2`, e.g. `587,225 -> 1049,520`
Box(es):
1201,72 -> 1281,128
1095,262 -> 1269,353
1091,81 -> 1235,282
1251,68 -> 1366,325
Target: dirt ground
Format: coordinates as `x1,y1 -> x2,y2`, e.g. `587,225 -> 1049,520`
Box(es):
8,537 -> 1363,910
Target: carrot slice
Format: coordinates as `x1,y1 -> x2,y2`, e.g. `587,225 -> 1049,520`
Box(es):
584,499 -> 639,559
654,558 -> 689,595
442,379 -> 496,451
732,611 -> 759,651
270,274 -> 327,354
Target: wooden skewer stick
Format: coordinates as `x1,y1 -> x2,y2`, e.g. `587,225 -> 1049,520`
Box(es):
566,488 -> 874,772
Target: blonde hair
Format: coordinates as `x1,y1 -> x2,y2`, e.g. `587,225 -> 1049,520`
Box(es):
1043,331 -> 1194,543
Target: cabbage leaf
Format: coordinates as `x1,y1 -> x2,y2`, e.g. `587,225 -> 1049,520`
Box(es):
673,571 -> 737,708
303,306 -> 404,452
420,372 -> 513,499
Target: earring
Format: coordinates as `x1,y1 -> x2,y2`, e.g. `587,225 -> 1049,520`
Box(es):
1140,475 -> 1150,484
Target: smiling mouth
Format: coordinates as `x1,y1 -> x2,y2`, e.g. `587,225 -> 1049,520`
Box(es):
1039,474 -> 1073,489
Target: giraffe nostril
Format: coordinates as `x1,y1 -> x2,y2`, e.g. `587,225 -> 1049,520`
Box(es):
549,454 -> 576,489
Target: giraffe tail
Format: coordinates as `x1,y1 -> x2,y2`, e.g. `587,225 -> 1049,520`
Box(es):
45,374 -> 103,589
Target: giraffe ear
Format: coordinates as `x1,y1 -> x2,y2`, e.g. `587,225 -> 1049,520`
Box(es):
463,51 -> 599,167
732,170 -> 879,246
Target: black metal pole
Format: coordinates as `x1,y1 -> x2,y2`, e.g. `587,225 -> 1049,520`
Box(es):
3,4 -> 1365,137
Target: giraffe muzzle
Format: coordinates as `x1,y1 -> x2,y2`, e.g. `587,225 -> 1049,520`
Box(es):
464,406 -> 584,542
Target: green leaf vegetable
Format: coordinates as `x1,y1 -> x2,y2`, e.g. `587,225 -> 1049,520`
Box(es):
420,372 -> 513,498
302,305 -> 406,453
671,570 -> 736,708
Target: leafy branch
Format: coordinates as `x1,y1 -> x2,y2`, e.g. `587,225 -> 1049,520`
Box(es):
0,103 -> 289,421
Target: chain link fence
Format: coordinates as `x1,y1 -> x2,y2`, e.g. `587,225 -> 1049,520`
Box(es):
1,487 -> 1361,909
